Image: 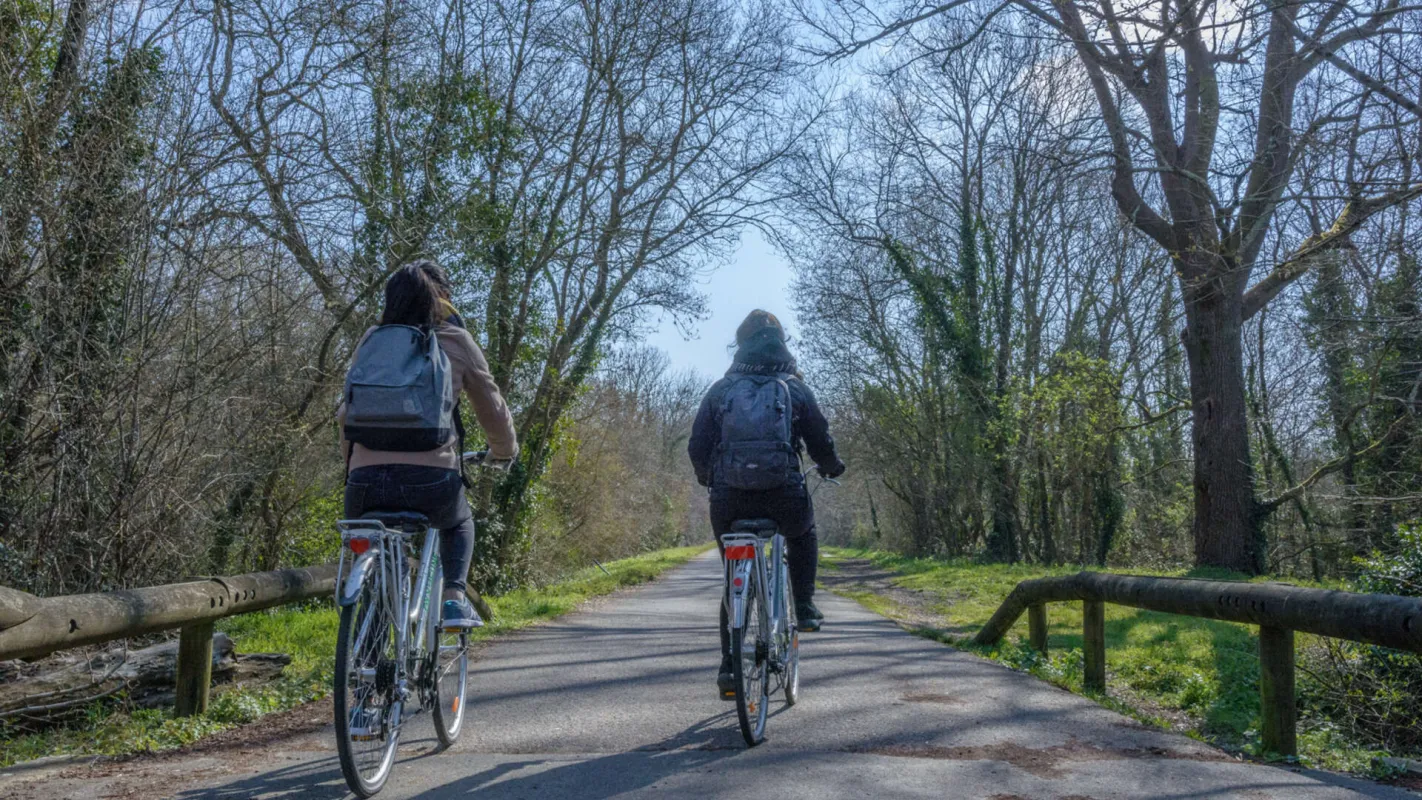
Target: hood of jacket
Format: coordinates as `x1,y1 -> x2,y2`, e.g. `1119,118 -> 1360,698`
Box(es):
728,330 -> 797,376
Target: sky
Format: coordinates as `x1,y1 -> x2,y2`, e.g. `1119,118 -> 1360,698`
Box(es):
644,228 -> 800,378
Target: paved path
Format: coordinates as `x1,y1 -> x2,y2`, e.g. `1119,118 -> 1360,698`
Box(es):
5,551 -> 1414,799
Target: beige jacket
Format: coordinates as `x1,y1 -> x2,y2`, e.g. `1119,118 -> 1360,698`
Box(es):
339,323 -> 518,471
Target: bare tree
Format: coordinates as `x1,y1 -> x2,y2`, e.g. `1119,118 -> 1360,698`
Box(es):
798,0 -> 1422,573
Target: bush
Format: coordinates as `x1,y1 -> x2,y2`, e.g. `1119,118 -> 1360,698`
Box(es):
1301,525 -> 1422,757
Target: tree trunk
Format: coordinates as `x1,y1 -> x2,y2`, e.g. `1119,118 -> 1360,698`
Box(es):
988,454 -> 1020,563
1182,284 -> 1264,574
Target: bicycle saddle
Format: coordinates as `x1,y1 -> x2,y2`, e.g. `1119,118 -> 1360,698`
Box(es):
730,518 -> 777,533
361,510 -> 430,532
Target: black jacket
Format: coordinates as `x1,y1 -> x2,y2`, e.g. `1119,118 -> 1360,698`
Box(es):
687,334 -> 843,488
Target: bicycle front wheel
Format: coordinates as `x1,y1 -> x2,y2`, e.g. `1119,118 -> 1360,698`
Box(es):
732,570 -> 769,746
335,566 -> 401,798
782,560 -> 800,706
429,578 -> 469,747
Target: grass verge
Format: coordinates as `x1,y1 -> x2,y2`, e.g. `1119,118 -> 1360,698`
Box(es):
820,547 -> 1405,778
0,545 -> 709,767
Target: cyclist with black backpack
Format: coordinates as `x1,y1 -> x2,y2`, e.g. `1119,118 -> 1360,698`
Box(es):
687,310 -> 846,697
338,261 -> 518,631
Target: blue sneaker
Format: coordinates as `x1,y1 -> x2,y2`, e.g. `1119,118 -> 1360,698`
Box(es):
441,598 -> 483,631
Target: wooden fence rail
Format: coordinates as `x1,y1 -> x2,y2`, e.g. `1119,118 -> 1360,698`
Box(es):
0,564 -> 338,716
972,572 -> 1422,757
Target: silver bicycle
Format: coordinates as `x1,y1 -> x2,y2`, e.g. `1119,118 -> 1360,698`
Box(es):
720,471 -> 838,746
721,520 -> 799,746
332,451 -> 488,797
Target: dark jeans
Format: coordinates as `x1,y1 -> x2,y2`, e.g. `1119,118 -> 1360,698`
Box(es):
710,485 -> 818,659
344,465 -> 475,594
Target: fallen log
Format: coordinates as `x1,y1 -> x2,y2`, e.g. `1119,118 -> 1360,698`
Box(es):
0,633 -> 290,720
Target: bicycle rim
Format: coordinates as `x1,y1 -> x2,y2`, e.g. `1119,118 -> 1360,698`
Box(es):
783,561 -> 800,706
732,575 -> 769,746
429,579 -> 469,747
335,572 -> 401,797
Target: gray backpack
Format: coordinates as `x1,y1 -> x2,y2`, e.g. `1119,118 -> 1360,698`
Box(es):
716,374 -> 798,491
343,325 -> 455,452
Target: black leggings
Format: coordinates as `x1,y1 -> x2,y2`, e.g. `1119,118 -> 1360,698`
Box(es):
710,485 -> 818,658
344,465 -> 475,594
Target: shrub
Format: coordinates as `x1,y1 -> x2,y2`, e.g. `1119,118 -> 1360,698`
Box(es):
1301,524 -> 1422,756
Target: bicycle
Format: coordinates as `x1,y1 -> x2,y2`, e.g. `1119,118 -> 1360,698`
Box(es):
721,518 -> 799,746
332,450 -> 491,797
720,470 -> 839,746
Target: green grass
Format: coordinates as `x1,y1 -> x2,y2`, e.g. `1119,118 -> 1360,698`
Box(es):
821,547 -> 1398,777
0,545 -> 709,768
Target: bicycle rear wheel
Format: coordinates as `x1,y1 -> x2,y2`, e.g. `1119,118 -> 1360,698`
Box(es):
782,559 -> 800,706
732,569 -> 769,746
429,574 -> 469,747
335,565 -> 401,798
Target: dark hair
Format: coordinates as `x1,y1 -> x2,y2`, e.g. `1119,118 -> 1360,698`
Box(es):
380,264 -> 440,327
734,309 -> 786,348
410,259 -> 452,300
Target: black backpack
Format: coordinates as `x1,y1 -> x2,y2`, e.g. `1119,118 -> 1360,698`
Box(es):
716,374 -> 797,490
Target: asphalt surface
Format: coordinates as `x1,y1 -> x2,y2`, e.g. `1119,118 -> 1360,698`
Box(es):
3,550 -> 1415,799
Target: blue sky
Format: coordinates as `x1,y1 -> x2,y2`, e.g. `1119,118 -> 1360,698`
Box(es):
644,228 -> 800,378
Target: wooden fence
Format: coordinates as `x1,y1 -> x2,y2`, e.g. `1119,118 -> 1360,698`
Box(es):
0,564 -> 338,716
973,572 -> 1422,756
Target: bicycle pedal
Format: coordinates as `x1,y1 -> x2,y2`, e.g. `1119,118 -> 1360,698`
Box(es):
442,620 -> 484,632
349,728 -> 380,741
720,690 -> 737,702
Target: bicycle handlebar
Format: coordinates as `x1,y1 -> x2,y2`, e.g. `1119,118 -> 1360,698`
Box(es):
462,450 -> 513,471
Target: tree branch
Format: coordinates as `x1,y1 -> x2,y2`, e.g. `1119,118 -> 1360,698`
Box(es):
1258,417 -> 1406,513
1242,181 -> 1422,320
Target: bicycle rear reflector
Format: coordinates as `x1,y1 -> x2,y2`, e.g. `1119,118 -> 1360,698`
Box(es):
347,537 -> 372,555
724,545 -> 756,560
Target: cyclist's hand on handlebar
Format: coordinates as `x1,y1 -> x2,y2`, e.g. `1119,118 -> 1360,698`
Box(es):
817,461 -> 846,480
462,450 -> 513,471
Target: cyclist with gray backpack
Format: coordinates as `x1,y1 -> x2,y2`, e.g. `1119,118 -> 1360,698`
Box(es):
687,310 -> 845,697
338,261 -> 518,630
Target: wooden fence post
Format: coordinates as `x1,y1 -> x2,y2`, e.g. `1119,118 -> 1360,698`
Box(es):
175,621 -> 215,717
1259,626 -> 1297,757
1028,603 -> 1048,654
1083,599 -> 1105,693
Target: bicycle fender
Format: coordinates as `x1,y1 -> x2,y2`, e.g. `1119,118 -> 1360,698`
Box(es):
339,550 -> 378,607
728,562 -> 753,629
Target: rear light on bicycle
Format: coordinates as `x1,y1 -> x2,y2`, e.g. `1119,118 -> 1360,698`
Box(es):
724,545 -> 756,560
347,537 -> 372,555
733,577 -> 744,588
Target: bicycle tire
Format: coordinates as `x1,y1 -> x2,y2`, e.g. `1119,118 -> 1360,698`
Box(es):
782,558 -> 800,706
429,572 -> 469,748
732,569 -> 769,746
335,566 -> 401,798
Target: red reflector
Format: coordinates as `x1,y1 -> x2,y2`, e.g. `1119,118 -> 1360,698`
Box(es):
725,545 -> 756,560
733,577 -> 744,587
347,537 -> 371,555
